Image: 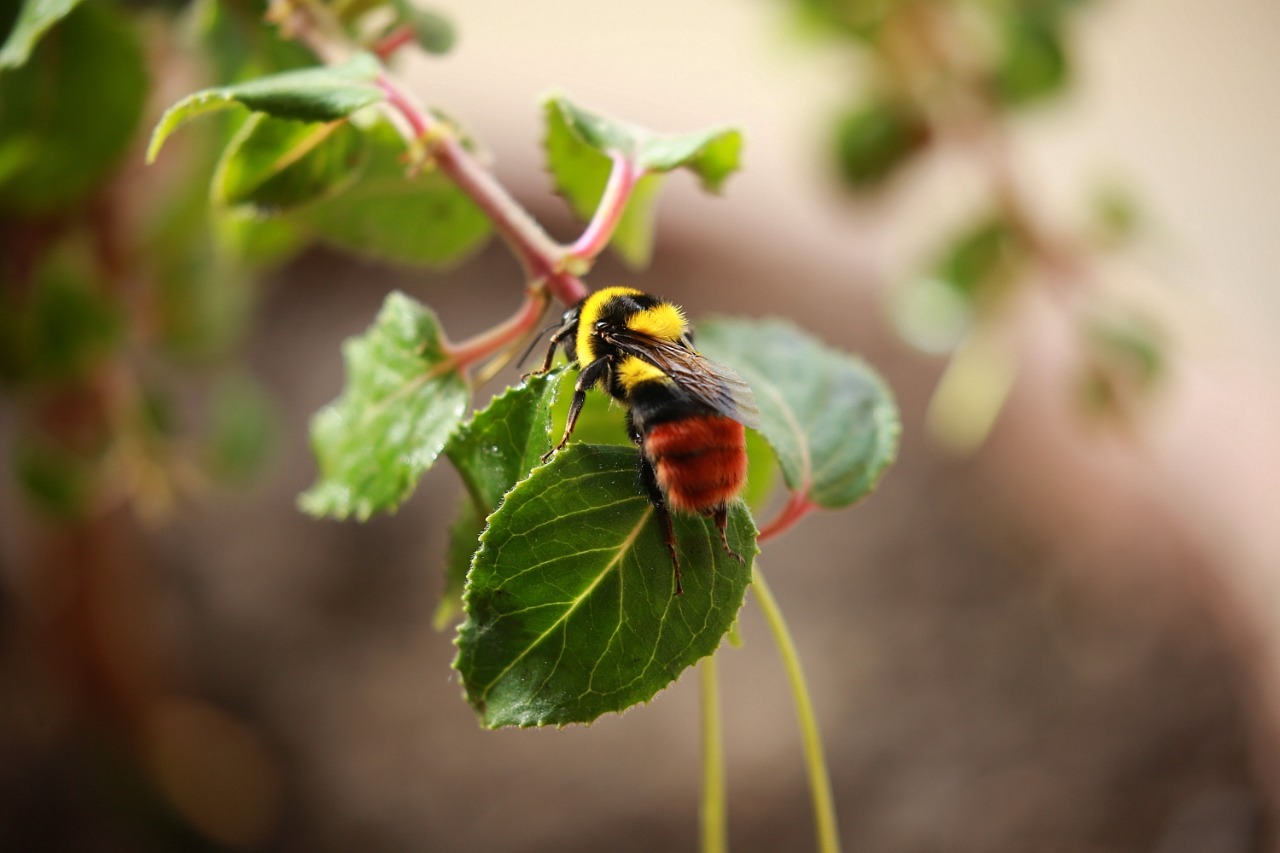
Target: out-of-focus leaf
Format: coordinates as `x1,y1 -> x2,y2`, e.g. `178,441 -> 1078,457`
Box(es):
194,0 -> 314,83
890,276 -> 973,355
795,0 -> 904,39
455,443 -> 756,728
1090,182 -> 1142,247
833,98 -> 929,192
212,114 -> 368,214
147,53 -> 385,163
994,10 -> 1069,107
697,318 -> 899,509
0,2 -> 146,214
10,260 -> 122,384
204,374 -> 277,483
400,2 -> 454,54
0,0 -> 84,69
14,433 -> 96,519
935,216 -> 1021,302
299,291 -> 469,520
301,119 -> 491,266
1078,304 -> 1164,415
214,207 -> 308,267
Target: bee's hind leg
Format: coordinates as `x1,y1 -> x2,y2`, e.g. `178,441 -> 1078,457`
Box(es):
710,504 -> 744,564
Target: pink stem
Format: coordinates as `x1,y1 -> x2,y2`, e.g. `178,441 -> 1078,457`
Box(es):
375,75 -> 589,306
567,152 -> 639,261
372,26 -> 416,61
757,490 -> 818,543
445,290 -> 548,372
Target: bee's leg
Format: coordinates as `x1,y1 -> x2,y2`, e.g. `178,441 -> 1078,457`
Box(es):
534,323 -> 575,375
711,504 -> 744,564
542,355 -> 610,462
638,451 -> 683,596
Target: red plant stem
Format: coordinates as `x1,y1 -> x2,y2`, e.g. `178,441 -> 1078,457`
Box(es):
445,288 -> 549,372
567,151 -> 639,261
757,489 -> 818,543
375,75 -> 589,307
372,25 -> 416,61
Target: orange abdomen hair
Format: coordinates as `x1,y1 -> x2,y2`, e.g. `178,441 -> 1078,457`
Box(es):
643,415 -> 748,513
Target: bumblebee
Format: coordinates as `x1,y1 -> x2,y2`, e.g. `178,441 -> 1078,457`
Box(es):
537,286 -> 760,595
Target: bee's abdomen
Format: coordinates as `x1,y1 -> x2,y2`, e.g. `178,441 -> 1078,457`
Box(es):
643,415 -> 747,513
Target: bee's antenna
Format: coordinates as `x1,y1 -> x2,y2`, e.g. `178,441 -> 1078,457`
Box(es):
516,320 -> 563,369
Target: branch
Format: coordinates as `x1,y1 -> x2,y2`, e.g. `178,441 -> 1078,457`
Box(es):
567,151 -> 640,264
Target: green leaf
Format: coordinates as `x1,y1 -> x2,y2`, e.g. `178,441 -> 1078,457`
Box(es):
299,291 -> 469,520
213,113 -> 368,214
400,3 -> 455,55
935,215 -> 1021,301
446,368 -> 561,511
0,0 -> 84,69
455,443 -> 756,728
3,256 -> 123,385
204,374 -> 277,484
13,431 -> 96,519
436,370 -> 563,627
434,498 -> 485,630
994,11 -> 1069,107
147,53 -> 385,163
1078,303 -> 1164,414
0,2 -> 146,214
833,97 -> 929,192
697,318 -> 899,509
302,118 -> 492,267
795,0 -> 904,40
542,95 -> 741,266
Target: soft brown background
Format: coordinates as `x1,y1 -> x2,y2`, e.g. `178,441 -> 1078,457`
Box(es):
3,0 -> 1280,850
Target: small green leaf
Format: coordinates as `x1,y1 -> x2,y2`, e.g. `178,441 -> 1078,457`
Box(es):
147,53 -> 385,163
5,257 -> 123,385
542,95 -> 741,266
0,2 -> 146,214
403,4 -> 455,55
697,318 -> 899,509
455,443 -> 756,728
434,498 -> 485,630
212,113 -> 368,214
204,374 -> 277,484
994,11 -> 1069,107
0,0 -> 84,69
935,215 -> 1021,301
299,291 -> 469,520
446,368 -> 561,511
833,98 -> 929,192
302,119 -> 492,267
436,370 -> 563,626
1078,304 -> 1164,414
14,432 -> 96,519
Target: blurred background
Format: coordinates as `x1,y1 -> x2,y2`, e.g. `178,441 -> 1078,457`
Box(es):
3,0 -> 1280,850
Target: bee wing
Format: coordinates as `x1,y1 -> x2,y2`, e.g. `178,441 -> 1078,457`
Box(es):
605,330 -> 761,430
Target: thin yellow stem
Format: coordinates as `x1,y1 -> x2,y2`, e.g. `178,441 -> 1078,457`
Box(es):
752,567 -> 841,853
700,655 -> 728,853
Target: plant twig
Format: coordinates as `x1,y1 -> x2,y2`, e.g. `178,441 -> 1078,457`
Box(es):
567,151 -> 639,265
700,656 -> 728,853
753,566 -> 841,853
757,490 -> 817,542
